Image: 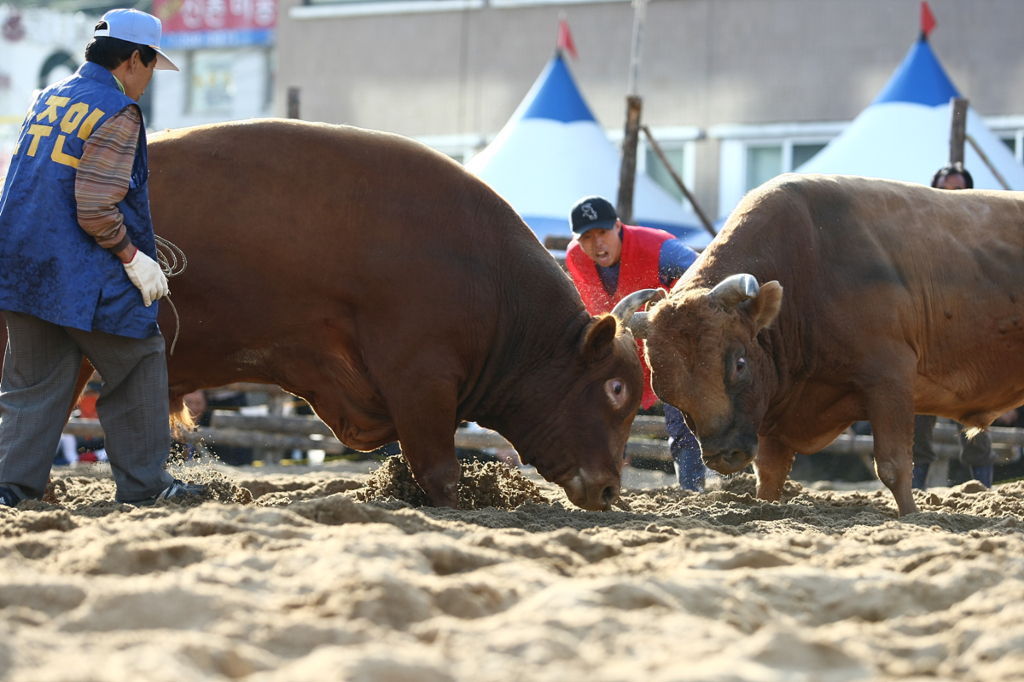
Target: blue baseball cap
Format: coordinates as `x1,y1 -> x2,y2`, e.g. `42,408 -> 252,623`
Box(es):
570,195 -> 619,236
94,9 -> 179,72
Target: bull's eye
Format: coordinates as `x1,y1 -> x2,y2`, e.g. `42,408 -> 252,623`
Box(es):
605,379 -> 628,408
736,357 -> 747,373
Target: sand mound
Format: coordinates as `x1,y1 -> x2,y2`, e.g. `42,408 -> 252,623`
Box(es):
356,454 -> 547,510
1,463 -> 1023,681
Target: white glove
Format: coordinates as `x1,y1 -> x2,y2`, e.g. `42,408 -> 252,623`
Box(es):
123,250 -> 168,307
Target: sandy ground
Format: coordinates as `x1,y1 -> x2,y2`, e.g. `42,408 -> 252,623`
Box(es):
1,455 -> 1023,682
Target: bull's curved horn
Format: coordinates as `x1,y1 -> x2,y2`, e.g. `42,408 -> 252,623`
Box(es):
610,289 -> 665,338
610,289 -> 665,323
625,312 -> 652,339
708,274 -> 760,311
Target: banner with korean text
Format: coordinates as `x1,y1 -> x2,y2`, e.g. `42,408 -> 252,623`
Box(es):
153,0 -> 276,49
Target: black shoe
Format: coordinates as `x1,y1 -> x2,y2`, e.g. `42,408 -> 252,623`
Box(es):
0,486 -> 19,508
125,479 -> 207,507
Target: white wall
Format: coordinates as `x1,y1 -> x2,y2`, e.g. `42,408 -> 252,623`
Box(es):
0,6 -> 96,175
150,47 -> 273,131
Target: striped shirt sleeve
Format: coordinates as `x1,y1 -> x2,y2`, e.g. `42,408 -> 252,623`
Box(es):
75,105 -> 141,253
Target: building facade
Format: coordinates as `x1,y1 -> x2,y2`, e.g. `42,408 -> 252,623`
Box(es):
0,6 -> 95,174
150,0 -> 277,131
272,0 -> 1024,221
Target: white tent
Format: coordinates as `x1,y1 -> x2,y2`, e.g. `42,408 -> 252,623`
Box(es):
797,34 -> 1024,190
466,54 -> 709,247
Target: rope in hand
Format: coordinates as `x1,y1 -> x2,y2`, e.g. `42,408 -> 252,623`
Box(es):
155,235 -> 188,356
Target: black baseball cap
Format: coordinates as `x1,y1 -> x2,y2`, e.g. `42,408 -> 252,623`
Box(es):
570,196 -> 619,236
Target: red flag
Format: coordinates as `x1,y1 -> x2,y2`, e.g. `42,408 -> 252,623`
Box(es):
921,1 -> 936,38
557,18 -> 578,60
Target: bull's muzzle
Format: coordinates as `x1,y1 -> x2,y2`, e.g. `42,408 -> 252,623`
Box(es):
560,468 -> 621,511
702,448 -> 756,475
695,420 -> 758,475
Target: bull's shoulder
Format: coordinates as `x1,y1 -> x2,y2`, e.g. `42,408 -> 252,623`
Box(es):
149,118 -> 451,161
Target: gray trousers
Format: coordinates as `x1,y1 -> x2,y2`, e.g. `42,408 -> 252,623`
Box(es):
912,414 -> 996,468
0,311 -> 174,501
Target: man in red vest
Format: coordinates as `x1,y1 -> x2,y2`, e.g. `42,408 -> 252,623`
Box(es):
565,195 -> 706,490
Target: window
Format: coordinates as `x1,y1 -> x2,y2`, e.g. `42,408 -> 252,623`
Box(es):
792,143 -> 827,169
189,51 -> 235,115
711,122 -> 846,220
641,141 -> 698,213
745,142 -> 826,194
265,48 -> 276,110
644,145 -> 689,207
745,145 -> 782,195
983,116 -> 1024,165
607,126 -> 700,212
996,131 -> 1024,164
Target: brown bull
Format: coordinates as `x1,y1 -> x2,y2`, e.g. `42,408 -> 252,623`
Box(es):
0,119 -> 649,511
635,173 -> 1024,517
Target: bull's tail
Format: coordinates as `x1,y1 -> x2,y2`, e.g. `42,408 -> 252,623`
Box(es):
169,395 -> 198,440
962,425 -> 986,441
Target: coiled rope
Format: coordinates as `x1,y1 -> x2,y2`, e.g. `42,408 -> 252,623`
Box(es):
155,235 -> 188,355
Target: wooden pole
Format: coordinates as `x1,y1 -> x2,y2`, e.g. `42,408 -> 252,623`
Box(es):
617,0 -> 648,224
625,0 -> 647,97
617,96 -> 642,223
967,134 -> 1012,190
642,125 -> 717,238
949,97 -> 968,165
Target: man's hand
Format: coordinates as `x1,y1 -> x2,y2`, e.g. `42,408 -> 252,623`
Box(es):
122,249 -> 168,307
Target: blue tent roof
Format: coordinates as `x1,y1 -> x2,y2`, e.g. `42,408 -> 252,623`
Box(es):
872,37 -> 960,106
466,53 -> 708,247
798,33 -> 1024,192
521,54 -> 598,123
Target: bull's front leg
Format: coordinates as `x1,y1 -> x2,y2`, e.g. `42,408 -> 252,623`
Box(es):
865,389 -> 918,517
386,377 -> 461,508
753,435 -> 795,502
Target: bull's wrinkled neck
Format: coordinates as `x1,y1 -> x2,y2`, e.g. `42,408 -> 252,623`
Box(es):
757,324 -> 789,420
469,311 -> 591,455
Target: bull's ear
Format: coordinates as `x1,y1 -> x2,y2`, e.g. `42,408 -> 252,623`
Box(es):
580,315 -> 618,364
745,280 -> 783,331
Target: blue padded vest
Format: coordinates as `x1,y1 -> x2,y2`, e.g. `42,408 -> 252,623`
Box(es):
0,61 -> 159,339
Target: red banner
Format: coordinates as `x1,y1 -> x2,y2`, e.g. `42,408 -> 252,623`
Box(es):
154,0 -> 276,34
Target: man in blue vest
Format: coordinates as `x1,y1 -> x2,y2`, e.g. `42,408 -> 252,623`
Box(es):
0,9 -> 204,507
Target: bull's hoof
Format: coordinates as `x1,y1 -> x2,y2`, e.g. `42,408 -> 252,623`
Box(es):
896,498 -> 920,518
703,449 -> 755,475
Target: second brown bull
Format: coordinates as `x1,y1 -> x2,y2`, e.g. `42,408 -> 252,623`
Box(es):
631,174 -> 1024,517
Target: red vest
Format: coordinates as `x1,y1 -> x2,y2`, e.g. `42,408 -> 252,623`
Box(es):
567,224 -> 675,409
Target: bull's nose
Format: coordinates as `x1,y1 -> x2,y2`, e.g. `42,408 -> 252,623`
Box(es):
601,483 -> 619,510
561,470 -> 621,511
703,449 -> 754,475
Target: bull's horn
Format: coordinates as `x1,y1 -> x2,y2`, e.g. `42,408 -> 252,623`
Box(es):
610,289 -> 665,338
626,312 -> 652,339
708,274 -> 760,311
